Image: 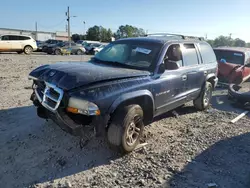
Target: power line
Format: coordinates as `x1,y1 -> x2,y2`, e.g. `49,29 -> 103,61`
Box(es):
38,19 -> 65,29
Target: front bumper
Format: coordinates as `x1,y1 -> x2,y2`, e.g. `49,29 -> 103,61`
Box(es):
31,90 -> 109,137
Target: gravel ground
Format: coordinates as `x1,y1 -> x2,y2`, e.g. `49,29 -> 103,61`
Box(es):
1,53 -> 250,188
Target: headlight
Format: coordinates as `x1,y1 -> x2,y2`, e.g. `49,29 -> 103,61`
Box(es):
67,97 -> 100,116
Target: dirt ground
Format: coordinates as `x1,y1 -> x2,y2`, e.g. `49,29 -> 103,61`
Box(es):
1,53 -> 250,188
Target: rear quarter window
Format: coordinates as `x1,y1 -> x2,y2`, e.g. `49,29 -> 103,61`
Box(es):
18,36 -> 31,40
198,43 -> 216,64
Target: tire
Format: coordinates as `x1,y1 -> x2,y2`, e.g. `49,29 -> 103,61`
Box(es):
107,104 -> 144,153
24,46 -> 33,55
54,49 -> 61,55
193,82 -> 213,110
76,49 -> 83,55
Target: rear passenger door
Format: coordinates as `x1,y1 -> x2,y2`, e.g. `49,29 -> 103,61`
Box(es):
9,35 -> 23,51
181,43 -> 205,100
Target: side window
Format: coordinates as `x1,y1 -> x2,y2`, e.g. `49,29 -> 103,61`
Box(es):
18,36 -> 30,40
182,43 -> 199,66
71,43 -> 76,46
9,35 -> 20,40
198,43 -> 216,64
164,44 -> 183,70
1,35 -> 10,40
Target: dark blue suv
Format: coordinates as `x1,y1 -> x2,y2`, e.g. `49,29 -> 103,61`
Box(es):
29,33 -> 218,153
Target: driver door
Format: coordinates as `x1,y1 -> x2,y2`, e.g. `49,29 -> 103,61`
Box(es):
154,44 -> 188,116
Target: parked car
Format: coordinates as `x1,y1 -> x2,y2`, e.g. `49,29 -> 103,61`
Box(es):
46,41 -> 66,54
92,44 -> 106,55
85,43 -> 102,54
28,33 -> 218,153
214,47 -> 250,83
53,42 -> 85,55
0,34 -> 37,54
214,47 -> 250,67
37,39 -> 62,52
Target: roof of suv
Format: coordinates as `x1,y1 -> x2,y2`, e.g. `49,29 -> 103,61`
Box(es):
1,34 -> 32,37
117,35 -> 206,45
214,46 -> 250,53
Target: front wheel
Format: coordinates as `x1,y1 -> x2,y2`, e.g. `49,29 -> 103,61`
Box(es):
193,82 -> 213,110
76,49 -> 83,55
107,105 -> 144,153
54,49 -> 61,55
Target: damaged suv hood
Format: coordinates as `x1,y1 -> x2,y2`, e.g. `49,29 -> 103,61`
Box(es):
29,61 -> 150,90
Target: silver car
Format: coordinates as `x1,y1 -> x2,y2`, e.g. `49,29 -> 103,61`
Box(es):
53,42 -> 86,55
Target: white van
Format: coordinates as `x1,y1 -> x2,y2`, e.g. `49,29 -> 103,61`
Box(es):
0,34 -> 37,54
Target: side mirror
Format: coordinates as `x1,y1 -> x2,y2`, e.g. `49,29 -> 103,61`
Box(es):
158,63 -> 165,74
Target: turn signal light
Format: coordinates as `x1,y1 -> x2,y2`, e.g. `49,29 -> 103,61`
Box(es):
66,107 -> 79,114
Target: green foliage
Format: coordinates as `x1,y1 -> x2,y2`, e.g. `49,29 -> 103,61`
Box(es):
213,36 -> 233,47
71,34 -> 80,42
77,26 -> 250,49
85,25 -> 113,42
206,39 -> 214,47
233,38 -> 246,47
207,36 -> 247,48
114,25 -> 146,39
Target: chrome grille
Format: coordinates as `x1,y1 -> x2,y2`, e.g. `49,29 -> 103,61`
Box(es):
35,82 -> 64,112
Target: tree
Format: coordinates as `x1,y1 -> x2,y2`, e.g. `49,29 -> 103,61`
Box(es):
213,36 -> 233,47
115,25 -> 146,39
86,25 -> 101,41
71,34 -> 80,42
233,38 -> 246,47
206,39 -> 214,47
246,43 -> 250,48
86,26 -> 113,42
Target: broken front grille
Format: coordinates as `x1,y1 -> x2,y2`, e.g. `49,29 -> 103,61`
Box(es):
35,82 -> 64,112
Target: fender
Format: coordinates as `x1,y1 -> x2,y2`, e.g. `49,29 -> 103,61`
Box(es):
206,73 -> 218,88
108,90 -> 155,114
206,73 -> 216,81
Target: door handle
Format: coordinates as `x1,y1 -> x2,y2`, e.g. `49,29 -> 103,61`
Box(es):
182,75 -> 187,81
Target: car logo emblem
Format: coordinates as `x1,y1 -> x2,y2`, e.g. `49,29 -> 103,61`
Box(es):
49,71 -> 56,77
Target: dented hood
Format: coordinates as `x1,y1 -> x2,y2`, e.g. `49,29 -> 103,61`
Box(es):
29,61 -> 150,90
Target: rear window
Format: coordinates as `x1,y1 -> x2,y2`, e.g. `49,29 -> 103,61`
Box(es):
214,49 -> 245,65
198,43 -> 216,64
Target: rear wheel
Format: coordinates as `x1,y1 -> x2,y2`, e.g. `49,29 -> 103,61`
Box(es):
107,105 -> 144,153
193,82 -> 213,110
24,46 -> 33,55
54,49 -> 61,55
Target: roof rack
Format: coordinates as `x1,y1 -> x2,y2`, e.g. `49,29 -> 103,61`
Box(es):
145,33 -> 204,41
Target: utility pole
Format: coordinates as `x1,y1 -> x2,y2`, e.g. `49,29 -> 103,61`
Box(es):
35,22 -> 38,40
229,33 -> 232,39
66,6 -> 71,47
